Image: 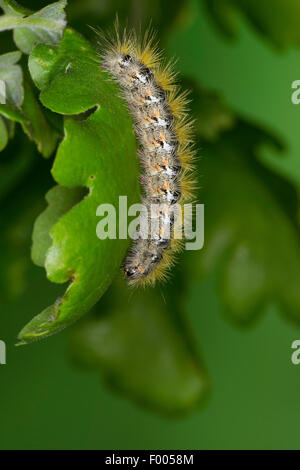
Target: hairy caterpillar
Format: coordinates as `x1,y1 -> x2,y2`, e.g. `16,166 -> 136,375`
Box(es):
98,25 -> 196,286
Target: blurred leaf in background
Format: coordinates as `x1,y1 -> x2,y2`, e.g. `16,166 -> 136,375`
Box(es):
202,0 -> 300,48
0,149 -> 53,308
70,278 -> 209,415
184,78 -> 236,142
0,129 -> 34,202
67,0 -> 191,40
185,81 -> 300,326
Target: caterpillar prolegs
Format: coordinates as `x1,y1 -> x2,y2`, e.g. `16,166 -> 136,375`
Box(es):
99,26 -> 196,286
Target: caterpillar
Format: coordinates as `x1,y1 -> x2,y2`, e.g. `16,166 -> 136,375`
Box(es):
98,25 -> 196,286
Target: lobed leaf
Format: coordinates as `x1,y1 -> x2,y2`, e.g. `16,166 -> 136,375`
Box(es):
18,29 -> 140,344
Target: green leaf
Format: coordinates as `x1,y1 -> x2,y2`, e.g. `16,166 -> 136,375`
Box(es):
0,0 -> 31,16
0,50 -> 22,149
13,29 -> 41,55
0,0 -> 67,54
18,29 -> 140,344
20,79 -> 59,157
191,118 -> 300,324
31,185 -> 86,268
0,50 -> 23,107
4,115 -> 15,138
28,28 -> 111,114
0,78 -> 59,157
0,49 -> 58,157
0,115 -> 8,150
202,0 -> 300,48
70,281 -> 208,414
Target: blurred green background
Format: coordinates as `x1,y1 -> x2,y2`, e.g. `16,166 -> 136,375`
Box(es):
1,0 -> 300,449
